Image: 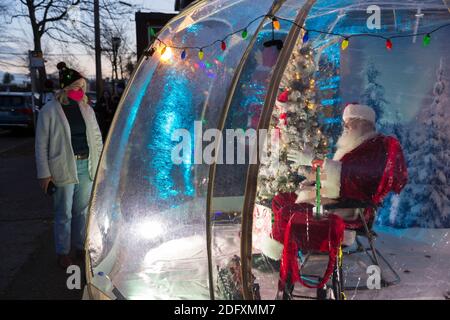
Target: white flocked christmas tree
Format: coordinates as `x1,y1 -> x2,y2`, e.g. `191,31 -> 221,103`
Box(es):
257,34 -> 328,204
394,58 -> 450,228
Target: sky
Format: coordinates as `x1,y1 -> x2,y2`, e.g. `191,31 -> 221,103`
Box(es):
0,0 -> 176,81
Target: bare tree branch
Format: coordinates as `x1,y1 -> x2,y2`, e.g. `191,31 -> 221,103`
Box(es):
5,0 -> 135,82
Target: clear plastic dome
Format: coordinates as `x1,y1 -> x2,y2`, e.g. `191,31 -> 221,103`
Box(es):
85,0 -> 450,300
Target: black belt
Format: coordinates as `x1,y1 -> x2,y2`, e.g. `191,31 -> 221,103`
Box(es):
75,153 -> 89,160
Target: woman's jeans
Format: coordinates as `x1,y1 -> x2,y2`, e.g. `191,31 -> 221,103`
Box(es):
53,159 -> 93,255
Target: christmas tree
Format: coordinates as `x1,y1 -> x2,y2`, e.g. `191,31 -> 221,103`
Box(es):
256,35 -> 328,203
394,58 -> 450,228
361,62 -> 387,125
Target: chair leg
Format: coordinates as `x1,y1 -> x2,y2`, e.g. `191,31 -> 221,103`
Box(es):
343,211 -> 401,290
355,237 -> 365,253
332,261 -> 343,300
299,252 -> 311,268
361,213 -> 401,287
359,210 -> 382,268
283,282 -> 294,300
372,247 -> 401,287
279,273 -> 294,300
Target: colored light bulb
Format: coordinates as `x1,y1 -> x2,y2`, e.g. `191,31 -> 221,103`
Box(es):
181,50 -> 187,60
221,41 -> 226,51
423,34 -> 431,47
198,49 -> 204,60
341,38 -> 349,50
273,17 -> 280,30
303,31 -> 309,43
386,39 -> 393,50
242,29 -> 248,39
160,47 -> 172,62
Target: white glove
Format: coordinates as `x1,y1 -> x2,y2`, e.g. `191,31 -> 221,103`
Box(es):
295,185 -> 315,204
287,147 -> 314,167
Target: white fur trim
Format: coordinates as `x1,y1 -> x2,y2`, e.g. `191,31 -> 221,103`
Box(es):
322,159 -> 342,199
295,186 -> 315,204
333,131 -> 377,161
343,104 -> 376,124
260,235 -> 284,261
275,100 -> 287,109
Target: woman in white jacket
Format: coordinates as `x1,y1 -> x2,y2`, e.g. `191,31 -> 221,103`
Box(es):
35,62 -> 103,269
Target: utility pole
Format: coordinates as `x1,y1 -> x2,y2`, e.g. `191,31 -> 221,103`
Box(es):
112,37 -> 121,95
94,0 -> 103,103
28,50 -> 45,128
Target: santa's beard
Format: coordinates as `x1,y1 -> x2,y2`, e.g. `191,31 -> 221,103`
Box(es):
333,127 -> 376,161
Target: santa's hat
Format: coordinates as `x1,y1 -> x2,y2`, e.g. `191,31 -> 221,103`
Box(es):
343,103 -> 376,124
275,89 -> 289,108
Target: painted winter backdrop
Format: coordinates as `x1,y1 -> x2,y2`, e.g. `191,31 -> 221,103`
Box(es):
341,36 -> 450,228
254,31 -> 449,229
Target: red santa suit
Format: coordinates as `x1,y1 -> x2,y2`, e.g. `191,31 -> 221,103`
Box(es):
261,131 -> 408,261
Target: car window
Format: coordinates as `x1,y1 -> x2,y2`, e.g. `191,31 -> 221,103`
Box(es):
10,96 -> 27,107
0,95 -> 30,108
0,96 -> 9,107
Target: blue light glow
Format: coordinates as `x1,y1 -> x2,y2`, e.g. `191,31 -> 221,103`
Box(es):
321,98 -> 341,106
318,84 -> 339,91
186,24 -> 202,34
148,68 -> 195,200
322,117 -> 341,124
102,63 -> 156,215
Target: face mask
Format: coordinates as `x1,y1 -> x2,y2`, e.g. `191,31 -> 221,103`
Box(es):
67,88 -> 84,102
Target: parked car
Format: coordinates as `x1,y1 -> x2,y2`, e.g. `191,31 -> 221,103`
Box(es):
0,92 -> 37,131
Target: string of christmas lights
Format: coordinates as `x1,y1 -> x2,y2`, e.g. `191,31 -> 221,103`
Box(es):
144,13 -> 450,60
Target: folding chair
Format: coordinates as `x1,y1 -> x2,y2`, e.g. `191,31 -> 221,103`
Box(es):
276,208 -> 346,300
324,200 -> 401,290
277,199 -> 402,300
276,161 -> 347,300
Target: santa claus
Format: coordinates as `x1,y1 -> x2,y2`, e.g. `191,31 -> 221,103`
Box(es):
261,103 -> 408,261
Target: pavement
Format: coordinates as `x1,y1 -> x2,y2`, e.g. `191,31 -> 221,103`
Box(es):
0,129 -> 84,300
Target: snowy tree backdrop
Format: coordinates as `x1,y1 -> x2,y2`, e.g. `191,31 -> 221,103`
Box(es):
253,33 -> 449,229
377,58 -> 450,228
361,62 -> 387,126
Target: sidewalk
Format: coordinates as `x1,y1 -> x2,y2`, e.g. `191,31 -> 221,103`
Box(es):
2,222 -> 85,300
0,131 -> 84,299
